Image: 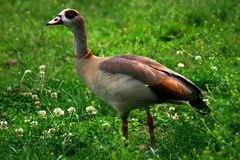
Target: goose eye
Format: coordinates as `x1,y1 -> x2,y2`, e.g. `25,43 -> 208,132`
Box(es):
65,10 -> 78,19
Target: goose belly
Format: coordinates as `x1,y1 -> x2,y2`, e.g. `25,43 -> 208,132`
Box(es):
89,72 -> 158,114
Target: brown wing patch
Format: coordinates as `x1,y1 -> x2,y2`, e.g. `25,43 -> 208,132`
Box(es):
116,54 -> 202,94
116,55 -> 167,71
100,56 -> 200,102
99,57 -> 169,85
149,77 -> 197,102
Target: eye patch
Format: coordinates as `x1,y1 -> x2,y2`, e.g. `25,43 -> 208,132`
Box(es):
65,10 -> 78,19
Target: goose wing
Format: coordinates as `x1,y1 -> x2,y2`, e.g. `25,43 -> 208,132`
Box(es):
99,54 -> 201,102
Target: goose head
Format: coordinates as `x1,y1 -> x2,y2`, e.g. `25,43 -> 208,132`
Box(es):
47,9 -> 90,58
47,9 -> 83,29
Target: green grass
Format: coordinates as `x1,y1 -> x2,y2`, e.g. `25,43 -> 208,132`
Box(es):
0,0 -> 240,159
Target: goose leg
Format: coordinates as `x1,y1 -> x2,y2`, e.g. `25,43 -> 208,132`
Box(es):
147,111 -> 155,146
121,112 -> 129,147
121,118 -> 128,146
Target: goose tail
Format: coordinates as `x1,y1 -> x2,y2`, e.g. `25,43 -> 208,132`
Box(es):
189,97 -> 211,115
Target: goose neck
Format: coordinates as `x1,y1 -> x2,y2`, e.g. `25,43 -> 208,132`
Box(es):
72,22 -> 88,57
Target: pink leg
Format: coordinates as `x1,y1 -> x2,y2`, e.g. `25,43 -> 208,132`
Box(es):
147,111 -> 155,146
121,118 -> 128,146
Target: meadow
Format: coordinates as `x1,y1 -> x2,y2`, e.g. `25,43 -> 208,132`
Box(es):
0,0 -> 239,159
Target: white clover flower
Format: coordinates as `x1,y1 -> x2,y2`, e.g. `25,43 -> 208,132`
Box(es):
15,128 -> 24,137
34,101 -> 41,108
48,127 -> 58,133
0,121 -> 8,130
169,107 -> 175,111
26,92 -> 32,96
39,65 -> 46,71
53,108 -> 64,117
39,71 -> 45,76
211,66 -> 218,71
31,94 -> 38,100
24,70 -> 31,74
43,127 -> 59,138
67,107 -> 76,114
38,110 -> 47,117
167,112 -> 179,120
86,106 -> 97,115
177,63 -> 185,68
102,122 -> 111,129
30,121 -> 38,127
203,98 -> 210,105
176,50 -> 183,55
195,56 -> 202,61
51,92 -> 58,99
47,89 -> 52,94
171,113 -> 179,120
63,132 -> 73,142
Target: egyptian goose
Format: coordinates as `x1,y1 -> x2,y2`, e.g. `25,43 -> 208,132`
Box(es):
47,9 -> 210,146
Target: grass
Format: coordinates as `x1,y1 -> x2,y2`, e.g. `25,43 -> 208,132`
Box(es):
0,0 -> 240,159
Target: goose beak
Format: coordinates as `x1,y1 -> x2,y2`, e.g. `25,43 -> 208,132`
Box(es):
46,15 -> 63,26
